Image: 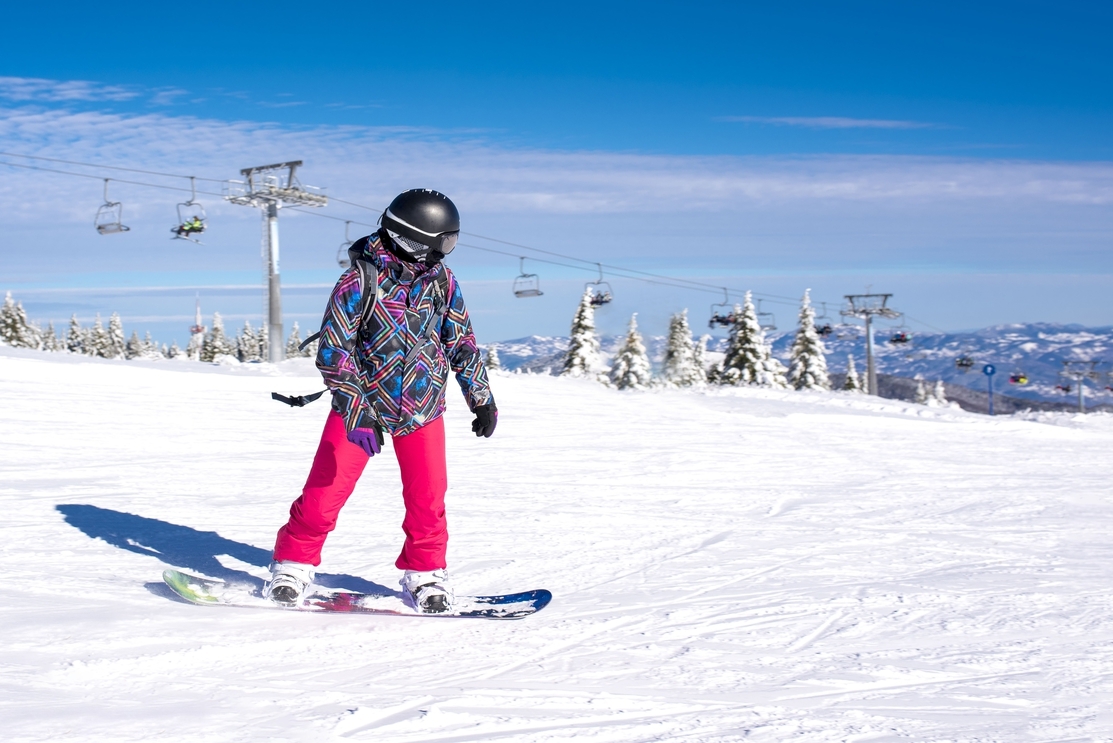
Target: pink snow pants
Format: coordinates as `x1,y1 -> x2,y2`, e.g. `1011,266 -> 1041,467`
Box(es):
272,411 -> 448,571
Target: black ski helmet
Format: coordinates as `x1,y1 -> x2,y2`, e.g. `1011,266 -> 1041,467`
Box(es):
381,189 -> 460,264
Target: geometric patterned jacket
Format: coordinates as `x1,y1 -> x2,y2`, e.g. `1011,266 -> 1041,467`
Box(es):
315,230 -> 493,437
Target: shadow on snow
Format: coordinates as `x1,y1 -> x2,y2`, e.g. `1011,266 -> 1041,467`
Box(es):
56,503 -> 399,599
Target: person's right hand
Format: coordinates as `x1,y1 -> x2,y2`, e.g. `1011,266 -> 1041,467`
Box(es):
347,427 -> 382,457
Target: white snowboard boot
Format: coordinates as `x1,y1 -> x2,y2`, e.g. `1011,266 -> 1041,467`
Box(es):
267,561 -> 315,606
401,568 -> 454,614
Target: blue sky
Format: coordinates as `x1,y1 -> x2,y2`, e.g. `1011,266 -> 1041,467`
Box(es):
2,1 -> 1112,344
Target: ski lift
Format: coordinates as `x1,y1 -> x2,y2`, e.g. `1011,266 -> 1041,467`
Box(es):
887,317 -> 911,344
708,288 -> 736,328
1056,383 -> 1072,394
813,302 -> 833,337
955,355 -> 975,372
585,263 -> 613,306
512,257 -> 543,298
1008,370 -> 1029,385
336,221 -> 354,269
95,179 -> 130,235
170,177 -> 207,244
756,299 -> 776,331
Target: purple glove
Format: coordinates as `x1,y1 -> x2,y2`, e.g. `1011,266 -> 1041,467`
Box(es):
347,427 -> 382,457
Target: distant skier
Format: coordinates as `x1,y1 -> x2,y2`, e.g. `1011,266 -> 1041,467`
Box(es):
267,189 -> 496,613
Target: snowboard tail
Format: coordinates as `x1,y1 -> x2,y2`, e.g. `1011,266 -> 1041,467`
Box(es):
162,569 -> 551,620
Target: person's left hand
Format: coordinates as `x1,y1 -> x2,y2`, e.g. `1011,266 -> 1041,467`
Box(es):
471,403 -> 498,438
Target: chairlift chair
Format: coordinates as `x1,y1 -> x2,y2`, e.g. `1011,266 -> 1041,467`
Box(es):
336,221 -> 354,269
708,288 -> 736,328
756,299 -> 776,332
95,179 -> 130,235
170,177 -> 207,244
813,302 -> 834,336
888,316 -> 911,344
585,263 -> 613,306
1008,369 -> 1029,385
512,257 -> 543,298
955,355 -> 975,372
1056,383 -> 1072,394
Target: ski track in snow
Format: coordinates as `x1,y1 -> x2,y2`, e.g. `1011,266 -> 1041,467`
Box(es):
2,346 -> 1112,742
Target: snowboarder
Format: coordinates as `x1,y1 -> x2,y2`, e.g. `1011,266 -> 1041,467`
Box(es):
267,189 -> 496,613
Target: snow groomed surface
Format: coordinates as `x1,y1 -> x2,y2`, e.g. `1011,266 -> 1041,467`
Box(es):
2,346 -> 1112,741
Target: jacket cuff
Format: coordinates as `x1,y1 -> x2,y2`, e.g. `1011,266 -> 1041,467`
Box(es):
470,392 -> 495,412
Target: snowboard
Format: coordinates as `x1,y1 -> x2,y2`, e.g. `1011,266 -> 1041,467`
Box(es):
162,569 -> 551,620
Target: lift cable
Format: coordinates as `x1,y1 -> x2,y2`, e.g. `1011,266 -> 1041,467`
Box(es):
0,159 -> 224,197
287,207 -> 783,301
5,151 -> 839,311
0,151 -> 226,183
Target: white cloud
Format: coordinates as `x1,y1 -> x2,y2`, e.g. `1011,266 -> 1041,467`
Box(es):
0,76 -> 138,103
149,88 -> 191,106
718,115 -> 937,130
1,104 -> 1112,232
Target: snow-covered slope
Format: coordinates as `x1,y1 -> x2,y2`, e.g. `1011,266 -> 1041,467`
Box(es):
491,322 -> 1113,405
3,348 -> 1113,741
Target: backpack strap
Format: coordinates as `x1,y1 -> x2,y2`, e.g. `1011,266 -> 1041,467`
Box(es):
400,268 -> 451,368
271,390 -> 327,407
298,240 -> 380,352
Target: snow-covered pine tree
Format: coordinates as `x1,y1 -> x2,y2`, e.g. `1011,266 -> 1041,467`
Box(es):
285,322 -> 302,359
486,346 -> 501,371
609,313 -> 654,390
125,331 -> 142,360
140,332 -> 161,359
660,309 -> 703,387
88,314 -> 110,358
0,292 -> 41,349
692,334 -> 710,384
561,288 -> 603,379
200,312 -> 233,362
914,375 -> 929,404
843,355 -> 864,392
933,379 -> 948,405
106,313 -> 126,359
787,289 -> 830,391
66,315 -> 84,354
185,332 -> 202,361
258,324 -> 269,361
166,341 -> 181,359
238,321 -> 261,362
0,292 -> 17,346
712,292 -> 788,388
42,322 -> 63,352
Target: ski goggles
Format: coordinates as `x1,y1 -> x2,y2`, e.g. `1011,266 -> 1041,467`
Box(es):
388,230 -> 458,257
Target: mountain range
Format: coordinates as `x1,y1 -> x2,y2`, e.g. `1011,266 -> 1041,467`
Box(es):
488,322 -> 1113,408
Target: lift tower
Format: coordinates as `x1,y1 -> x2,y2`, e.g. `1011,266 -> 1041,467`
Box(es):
1060,360 -> 1102,414
841,293 -> 900,396
225,161 -> 327,362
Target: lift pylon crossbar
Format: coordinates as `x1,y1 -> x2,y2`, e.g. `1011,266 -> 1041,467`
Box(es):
840,293 -> 901,396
